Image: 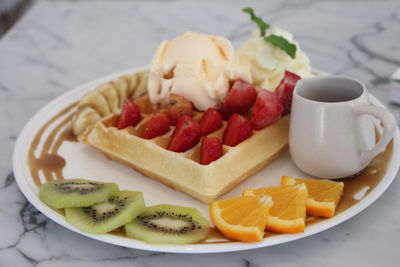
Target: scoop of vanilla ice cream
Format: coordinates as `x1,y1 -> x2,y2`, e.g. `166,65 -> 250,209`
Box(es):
237,27 -> 312,91
147,32 -> 252,111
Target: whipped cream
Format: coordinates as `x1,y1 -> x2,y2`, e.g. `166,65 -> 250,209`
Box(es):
237,27 -> 313,91
147,32 -> 252,111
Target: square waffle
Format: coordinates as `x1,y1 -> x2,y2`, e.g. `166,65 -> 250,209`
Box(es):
78,111 -> 289,203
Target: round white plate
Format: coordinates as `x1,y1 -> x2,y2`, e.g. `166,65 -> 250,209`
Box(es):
13,68 -> 400,253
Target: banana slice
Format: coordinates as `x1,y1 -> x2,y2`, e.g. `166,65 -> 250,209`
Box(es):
98,83 -> 119,114
132,71 -> 148,99
112,77 -> 129,108
72,107 -> 102,136
123,74 -> 139,98
78,91 -> 110,117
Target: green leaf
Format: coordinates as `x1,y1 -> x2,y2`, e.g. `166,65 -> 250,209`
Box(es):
242,7 -> 270,36
264,34 -> 297,59
242,7 -> 298,59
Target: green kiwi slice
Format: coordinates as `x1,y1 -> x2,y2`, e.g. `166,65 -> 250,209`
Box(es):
124,204 -> 210,244
39,179 -> 119,209
65,190 -> 145,234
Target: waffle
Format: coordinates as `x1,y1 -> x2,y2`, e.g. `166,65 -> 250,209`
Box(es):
78,114 -> 288,203
74,71 -> 289,203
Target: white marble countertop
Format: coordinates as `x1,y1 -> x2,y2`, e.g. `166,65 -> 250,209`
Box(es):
1,0 -> 400,266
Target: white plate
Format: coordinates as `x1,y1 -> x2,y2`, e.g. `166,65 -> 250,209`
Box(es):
13,67 -> 400,253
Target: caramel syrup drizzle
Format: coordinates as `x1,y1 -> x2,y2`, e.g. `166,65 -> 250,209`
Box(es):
27,103 -> 394,243
28,103 -> 77,187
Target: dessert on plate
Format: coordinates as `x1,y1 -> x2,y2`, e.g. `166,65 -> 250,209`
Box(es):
71,11 -> 312,204
30,8 -> 394,247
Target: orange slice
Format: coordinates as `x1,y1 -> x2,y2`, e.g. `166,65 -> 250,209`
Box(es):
210,195 -> 273,242
281,176 -> 344,218
243,184 -> 308,233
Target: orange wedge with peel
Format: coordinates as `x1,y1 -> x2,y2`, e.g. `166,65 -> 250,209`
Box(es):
243,184 -> 308,234
210,195 -> 273,242
281,176 -> 344,218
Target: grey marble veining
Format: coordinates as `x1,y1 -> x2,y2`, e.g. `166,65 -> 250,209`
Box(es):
1,0 -> 400,266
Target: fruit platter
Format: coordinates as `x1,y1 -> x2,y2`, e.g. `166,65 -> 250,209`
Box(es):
12,8 -> 400,253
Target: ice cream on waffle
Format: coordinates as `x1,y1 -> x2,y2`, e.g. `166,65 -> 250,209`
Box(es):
73,30 -> 311,203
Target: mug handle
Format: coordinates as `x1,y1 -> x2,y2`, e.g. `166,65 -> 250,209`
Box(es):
353,105 -> 396,166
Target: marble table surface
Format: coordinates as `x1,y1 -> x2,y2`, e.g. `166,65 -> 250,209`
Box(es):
1,0 -> 400,266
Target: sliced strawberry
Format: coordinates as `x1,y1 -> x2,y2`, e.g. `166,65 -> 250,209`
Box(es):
167,115 -> 202,152
117,99 -> 142,130
200,137 -> 223,165
142,113 -> 170,139
276,70 -> 301,115
223,114 -> 252,146
220,79 -> 257,119
199,108 -> 223,136
168,94 -> 193,125
250,90 -> 283,130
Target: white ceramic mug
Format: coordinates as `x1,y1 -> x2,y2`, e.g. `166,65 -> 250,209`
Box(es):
289,75 -> 396,179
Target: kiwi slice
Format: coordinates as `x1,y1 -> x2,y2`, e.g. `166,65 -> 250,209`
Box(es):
65,190 -> 145,234
125,204 -> 210,244
39,179 -> 119,209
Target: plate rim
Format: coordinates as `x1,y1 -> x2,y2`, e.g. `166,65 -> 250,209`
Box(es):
12,67 -> 400,253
